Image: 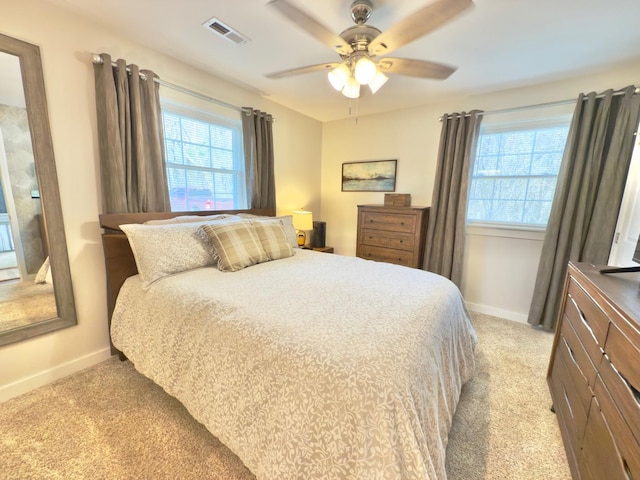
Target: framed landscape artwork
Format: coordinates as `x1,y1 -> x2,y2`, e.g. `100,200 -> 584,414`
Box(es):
342,159 -> 397,192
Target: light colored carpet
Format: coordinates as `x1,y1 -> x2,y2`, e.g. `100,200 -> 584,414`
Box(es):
0,312 -> 571,479
0,281 -> 57,331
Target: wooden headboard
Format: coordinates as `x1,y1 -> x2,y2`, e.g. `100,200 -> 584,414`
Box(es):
99,208 -> 275,355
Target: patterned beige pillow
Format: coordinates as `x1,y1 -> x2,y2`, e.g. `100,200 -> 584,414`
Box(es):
121,218 -> 230,289
199,221 -> 269,272
251,219 -> 294,260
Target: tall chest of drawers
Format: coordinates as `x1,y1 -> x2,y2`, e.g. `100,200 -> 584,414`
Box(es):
547,262 -> 640,480
356,205 -> 429,268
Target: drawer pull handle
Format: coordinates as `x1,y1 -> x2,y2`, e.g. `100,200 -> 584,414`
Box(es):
399,240 -> 403,243
623,458 -> 633,480
619,371 -> 640,406
566,341 -> 577,363
563,387 -> 574,419
569,295 -> 599,342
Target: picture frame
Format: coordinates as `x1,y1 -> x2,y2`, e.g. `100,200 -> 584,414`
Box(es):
341,159 -> 397,192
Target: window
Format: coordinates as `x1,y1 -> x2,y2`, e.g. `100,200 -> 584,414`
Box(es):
467,120 -> 570,227
162,106 -> 247,212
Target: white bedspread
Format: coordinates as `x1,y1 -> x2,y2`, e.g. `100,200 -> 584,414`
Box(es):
111,249 -> 477,479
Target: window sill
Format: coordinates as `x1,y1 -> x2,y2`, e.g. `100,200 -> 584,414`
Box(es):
466,223 -> 546,241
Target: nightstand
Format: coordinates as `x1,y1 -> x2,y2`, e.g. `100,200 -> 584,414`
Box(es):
302,246 -> 334,253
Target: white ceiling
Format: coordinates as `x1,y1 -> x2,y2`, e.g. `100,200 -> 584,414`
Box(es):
44,0 -> 640,122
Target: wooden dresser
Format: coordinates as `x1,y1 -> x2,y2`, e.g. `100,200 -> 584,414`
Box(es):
547,262 -> 640,480
356,205 -> 429,268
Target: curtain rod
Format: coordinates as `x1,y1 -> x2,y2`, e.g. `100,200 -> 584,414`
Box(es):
91,53 -> 253,116
439,86 -> 640,121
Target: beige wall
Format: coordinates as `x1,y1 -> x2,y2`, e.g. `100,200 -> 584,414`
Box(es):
0,0 -> 322,401
321,61 -> 640,321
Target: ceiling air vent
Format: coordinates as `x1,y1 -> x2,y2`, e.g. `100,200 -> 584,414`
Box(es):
202,17 -> 251,45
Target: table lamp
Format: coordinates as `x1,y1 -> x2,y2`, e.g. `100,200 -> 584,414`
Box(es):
292,209 -> 313,247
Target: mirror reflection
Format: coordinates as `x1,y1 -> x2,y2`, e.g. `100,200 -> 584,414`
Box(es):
0,50 -> 57,332
0,32 -> 78,346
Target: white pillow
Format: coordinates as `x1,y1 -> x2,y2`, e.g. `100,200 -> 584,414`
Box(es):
144,213 -> 231,225
121,217 -> 235,289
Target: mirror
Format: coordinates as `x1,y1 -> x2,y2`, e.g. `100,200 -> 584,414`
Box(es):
0,33 -> 76,346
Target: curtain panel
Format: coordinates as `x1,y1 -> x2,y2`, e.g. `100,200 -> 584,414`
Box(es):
423,110 -> 483,287
528,85 -> 640,330
242,108 -> 276,211
93,53 -> 170,213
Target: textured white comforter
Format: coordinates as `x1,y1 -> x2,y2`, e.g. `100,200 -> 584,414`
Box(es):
111,249 -> 477,479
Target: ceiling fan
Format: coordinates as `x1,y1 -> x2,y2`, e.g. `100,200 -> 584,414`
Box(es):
265,0 -> 473,99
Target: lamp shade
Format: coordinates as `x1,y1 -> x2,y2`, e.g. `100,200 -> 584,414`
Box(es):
328,63 -> 350,91
354,56 -> 377,85
341,76 -> 360,99
369,70 -> 389,94
292,210 -> 313,231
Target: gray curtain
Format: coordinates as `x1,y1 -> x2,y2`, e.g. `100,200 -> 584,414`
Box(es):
93,53 -> 170,213
242,108 -> 276,210
423,110 -> 483,287
528,85 -> 640,330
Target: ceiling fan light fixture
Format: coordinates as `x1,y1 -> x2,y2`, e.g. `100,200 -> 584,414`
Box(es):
368,70 -> 388,94
342,76 -> 360,99
354,56 -> 377,85
328,63 -> 350,91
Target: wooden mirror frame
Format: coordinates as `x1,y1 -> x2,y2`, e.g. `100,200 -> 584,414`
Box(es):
0,33 -> 76,346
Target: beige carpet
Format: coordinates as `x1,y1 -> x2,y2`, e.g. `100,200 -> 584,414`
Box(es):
0,281 -> 57,331
0,312 -> 571,480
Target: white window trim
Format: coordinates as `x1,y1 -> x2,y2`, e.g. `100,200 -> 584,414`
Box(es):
466,223 -> 546,241
467,113 -> 572,230
160,100 -> 247,211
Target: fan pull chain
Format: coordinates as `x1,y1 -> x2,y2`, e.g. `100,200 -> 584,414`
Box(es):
347,98 -> 360,125
355,97 -> 359,125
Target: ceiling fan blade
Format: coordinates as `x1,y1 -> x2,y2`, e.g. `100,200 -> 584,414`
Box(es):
265,62 -> 339,79
267,0 -> 352,55
368,0 -> 473,56
377,58 -> 456,79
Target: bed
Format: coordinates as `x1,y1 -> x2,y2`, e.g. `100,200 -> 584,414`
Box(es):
99,209 -> 477,480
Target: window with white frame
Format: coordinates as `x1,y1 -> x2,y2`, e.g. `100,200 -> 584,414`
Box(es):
161,106 -> 247,212
467,117 -> 571,227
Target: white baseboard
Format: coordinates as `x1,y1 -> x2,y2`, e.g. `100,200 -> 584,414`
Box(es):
466,302 -> 529,324
0,348 -> 112,403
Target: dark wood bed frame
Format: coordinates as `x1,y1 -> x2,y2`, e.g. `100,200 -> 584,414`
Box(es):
99,208 -> 275,356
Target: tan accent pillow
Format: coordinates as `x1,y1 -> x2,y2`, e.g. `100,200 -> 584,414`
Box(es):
251,219 -> 294,260
238,214 -> 298,248
199,221 -> 269,272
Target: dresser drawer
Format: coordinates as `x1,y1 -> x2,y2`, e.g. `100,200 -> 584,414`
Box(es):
557,333 -> 591,431
604,321 -> 640,404
360,228 -> 415,251
360,211 -> 417,234
550,339 -> 589,450
561,312 -> 598,389
600,325 -> 640,444
358,245 -> 414,267
567,276 -> 609,348
565,285 -> 605,368
585,375 -> 640,480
